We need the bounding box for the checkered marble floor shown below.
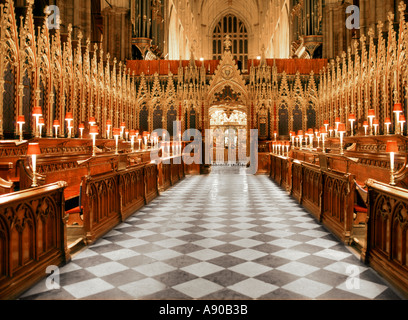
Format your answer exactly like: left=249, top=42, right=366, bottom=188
left=19, top=166, right=403, bottom=300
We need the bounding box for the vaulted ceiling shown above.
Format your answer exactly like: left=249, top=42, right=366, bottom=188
left=194, top=0, right=260, bottom=33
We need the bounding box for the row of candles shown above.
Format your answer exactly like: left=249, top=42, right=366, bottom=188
left=270, top=104, right=407, bottom=156
left=20, top=107, right=183, bottom=159
left=270, top=104, right=405, bottom=186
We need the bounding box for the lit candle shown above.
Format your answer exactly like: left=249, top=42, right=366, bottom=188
left=79, top=123, right=85, bottom=139
left=338, top=123, right=346, bottom=155
left=38, top=118, right=45, bottom=137
left=393, top=103, right=403, bottom=135
left=298, top=130, right=304, bottom=149
left=65, top=112, right=73, bottom=138
left=328, top=126, right=333, bottom=138
left=27, top=142, right=41, bottom=187
left=130, top=129, right=136, bottom=152
left=348, top=114, right=356, bottom=136
left=113, top=128, right=120, bottom=154
left=120, top=122, right=126, bottom=139
left=363, top=121, right=369, bottom=136
left=386, top=141, right=398, bottom=186
left=399, top=115, right=406, bottom=135
left=324, top=120, right=329, bottom=132
left=89, top=125, right=99, bottom=157
left=373, top=119, right=379, bottom=136
left=308, top=128, right=314, bottom=148
left=335, top=117, right=340, bottom=136
left=17, top=115, right=25, bottom=142
left=384, top=118, right=392, bottom=135
left=53, top=120, right=60, bottom=139
left=33, top=106, right=42, bottom=138
left=368, top=109, right=375, bottom=135
left=106, top=120, right=112, bottom=139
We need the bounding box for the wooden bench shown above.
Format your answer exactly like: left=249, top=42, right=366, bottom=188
left=365, top=179, right=408, bottom=298
left=0, top=181, right=69, bottom=300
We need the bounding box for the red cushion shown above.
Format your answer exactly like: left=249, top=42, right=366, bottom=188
left=66, top=206, right=83, bottom=215
left=354, top=205, right=367, bottom=213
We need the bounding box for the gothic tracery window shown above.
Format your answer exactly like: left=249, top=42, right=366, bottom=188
left=212, top=14, right=248, bottom=70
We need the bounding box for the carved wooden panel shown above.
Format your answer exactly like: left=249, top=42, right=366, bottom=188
left=366, top=179, right=408, bottom=297
left=291, top=161, right=303, bottom=203
left=0, top=182, right=68, bottom=300
left=82, top=173, right=121, bottom=244
left=302, top=164, right=322, bottom=220
left=321, top=171, right=354, bottom=244
left=119, top=165, right=145, bottom=221
left=144, top=163, right=159, bottom=204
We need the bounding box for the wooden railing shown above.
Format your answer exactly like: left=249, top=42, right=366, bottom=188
left=301, top=162, right=323, bottom=221
left=321, top=170, right=355, bottom=244
left=82, top=171, right=122, bottom=244
left=0, top=182, right=69, bottom=300
left=119, top=165, right=146, bottom=221
left=365, top=179, right=408, bottom=298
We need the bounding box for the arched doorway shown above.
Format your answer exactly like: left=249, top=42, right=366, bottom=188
left=209, top=107, right=248, bottom=164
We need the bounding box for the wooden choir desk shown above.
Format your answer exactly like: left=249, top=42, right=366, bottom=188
left=267, top=134, right=408, bottom=298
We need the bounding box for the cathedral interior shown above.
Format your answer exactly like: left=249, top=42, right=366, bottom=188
left=1, top=0, right=408, bottom=303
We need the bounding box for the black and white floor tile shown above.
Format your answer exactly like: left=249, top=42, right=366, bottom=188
left=19, top=166, right=403, bottom=300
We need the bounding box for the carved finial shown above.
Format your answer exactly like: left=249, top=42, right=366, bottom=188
left=399, top=1, right=406, bottom=15
left=224, top=35, right=232, bottom=51
left=388, top=12, right=395, bottom=24
left=368, top=28, right=375, bottom=38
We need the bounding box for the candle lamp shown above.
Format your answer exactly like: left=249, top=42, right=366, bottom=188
left=273, top=130, right=277, bottom=142
left=348, top=114, right=356, bottom=136
left=324, top=120, right=329, bottom=132
left=290, top=132, right=295, bottom=146
left=307, top=128, right=314, bottom=148
left=399, top=115, right=406, bottom=135
left=125, top=129, right=129, bottom=142
left=298, top=130, right=304, bottom=149
left=393, top=103, right=403, bottom=134
left=120, top=122, right=126, bottom=139
left=106, top=120, right=112, bottom=139
left=89, top=117, right=96, bottom=127
left=27, top=142, right=41, bottom=187
left=363, top=121, right=369, bottom=136
left=65, top=112, right=73, bottom=138
left=129, top=129, right=136, bottom=152
left=368, top=109, right=375, bottom=135
left=335, top=117, right=341, bottom=137
left=285, top=141, right=290, bottom=156
left=328, top=126, right=333, bottom=138
left=33, top=106, right=42, bottom=138
left=17, top=115, right=25, bottom=141
left=53, top=120, right=60, bottom=139
left=386, top=141, right=399, bottom=186
left=113, top=128, right=120, bottom=154
left=89, top=125, right=99, bottom=157
left=384, top=118, right=392, bottom=135
left=320, top=126, right=327, bottom=151
left=38, top=118, right=45, bottom=137
left=373, top=119, right=379, bottom=136
left=317, top=133, right=321, bottom=148
left=79, top=123, right=85, bottom=139
left=338, top=123, right=346, bottom=155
